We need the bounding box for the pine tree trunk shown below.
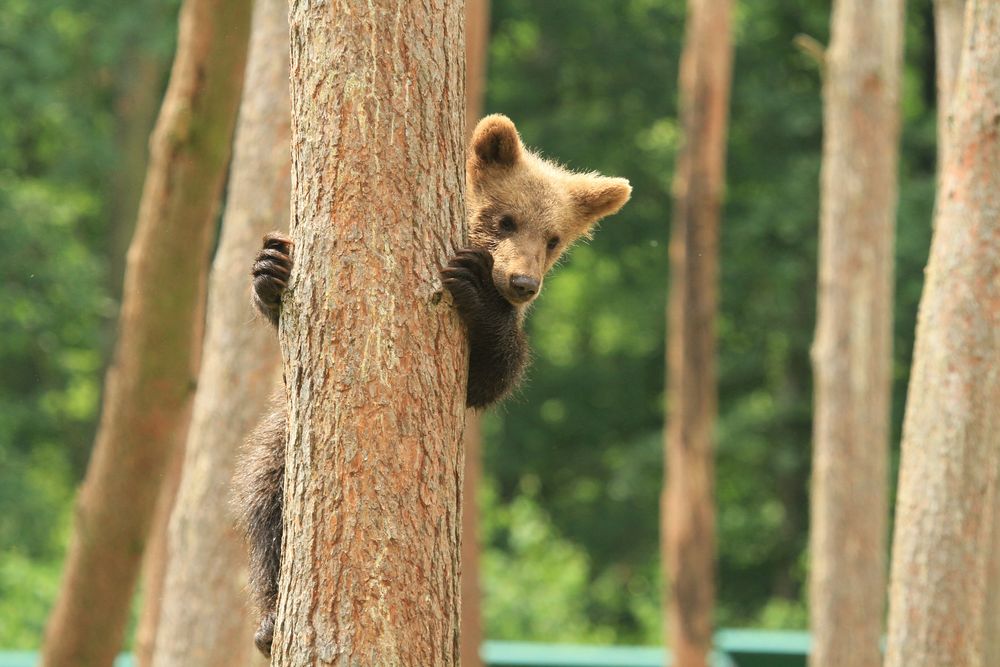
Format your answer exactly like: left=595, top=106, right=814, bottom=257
left=461, top=1, right=490, bottom=665
left=39, top=0, right=251, bottom=664
left=662, top=0, right=732, bottom=665
left=271, top=1, right=468, bottom=664
left=807, top=2, right=903, bottom=667
left=147, top=0, right=290, bottom=664
left=885, top=2, right=1000, bottom=665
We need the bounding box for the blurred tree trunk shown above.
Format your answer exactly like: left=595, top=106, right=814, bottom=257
left=885, top=2, right=1000, bottom=665
left=145, top=0, right=290, bottom=664
left=462, top=0, right=489, bottom=665
left=39, top=0, right=251, bottom=664
left=107, top=37, right=175, bottom=664
left=807, top=2, right=903, bottom=667
left=661, top=0, right=732, bottom=665
left=934, top=0, right=965, bottom=156
left=271, top=1, right=467, bottom=664
left=108, top=51, right=169, bottom=299
left=134, top=434, right=185, bottom=667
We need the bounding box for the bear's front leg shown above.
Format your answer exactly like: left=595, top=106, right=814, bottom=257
left=441, top=248, right=528, bottom=408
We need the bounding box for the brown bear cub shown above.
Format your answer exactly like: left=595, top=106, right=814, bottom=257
left=235, top=114, right=631, bottom=656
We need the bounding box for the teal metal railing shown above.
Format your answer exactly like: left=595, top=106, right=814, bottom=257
left=0, top=630, right=810, bottom=667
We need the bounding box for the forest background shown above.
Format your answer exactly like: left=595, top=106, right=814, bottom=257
left=0, top=0, right=939, bottom=648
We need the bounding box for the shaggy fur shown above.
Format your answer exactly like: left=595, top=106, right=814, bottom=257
left=234, top=115, right=631, bottom=656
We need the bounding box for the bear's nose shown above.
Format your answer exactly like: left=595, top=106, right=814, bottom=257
left=510, top=274, right=540, bottom=298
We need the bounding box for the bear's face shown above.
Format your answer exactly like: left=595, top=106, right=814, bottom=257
left=466, top=115, right=631, bottom=307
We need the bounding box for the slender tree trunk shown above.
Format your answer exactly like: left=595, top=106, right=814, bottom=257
left=934, top=0, right=965, bottom=155
left=108, top=52, right=169, bottom=299
left=661, top=0, right=732, bottom=665
left=885, top=2, right=1000, bottom=665
left=134, top=435, right=186, bottom=667
left=146, top=0, right=290, bottom=664
left=108, top=42, right=175, bottom=667
left=461, top=413, right=485, bottom=667
left=39, top=0, right=251, bottom=664
left=272, top=1, right=468, bottom=664
left=807, top=3, right=903, bottom=667
left=461, top=1, right=489, bottom=665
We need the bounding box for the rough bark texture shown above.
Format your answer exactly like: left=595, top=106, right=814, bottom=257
left=461, top=1, right=489, bottom=666
left=885, top=2, right=1000, bottom=665
left=272, top=1, right=468, bottom=665
left=39, top=0, right=251, bottom=664
left=148, top=0, right=290, bottom=664
left=807, top=2, right=903, bottom=667
left=661, top=0, right=732, bottom=665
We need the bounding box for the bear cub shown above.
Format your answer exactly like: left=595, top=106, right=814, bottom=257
left=235, top=114, right=631, bottom=656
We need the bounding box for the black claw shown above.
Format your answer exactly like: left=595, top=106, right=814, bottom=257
left=252, top=233, right=294, bottom=327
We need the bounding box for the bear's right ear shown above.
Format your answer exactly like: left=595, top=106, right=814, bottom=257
left=470, top=114, right=522, bottom=169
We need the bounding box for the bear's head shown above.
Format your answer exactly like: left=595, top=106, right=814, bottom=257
left=466, top=114, right=631, bottom=307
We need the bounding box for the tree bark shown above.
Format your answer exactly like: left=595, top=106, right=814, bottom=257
left=39, top=0, right=251, bottom=664
left=885, top=2, right=1000, bottom=665
left=807, top=2, right=903, bottom=667
left=272, top=1, right=468, bottom=665
left=661, top=0, right=732, bottom=665
left=461, top=1, right=489, bottom=666
left=146, top=0, right=290, bottom=664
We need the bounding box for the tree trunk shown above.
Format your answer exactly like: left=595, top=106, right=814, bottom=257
left=461, top=413, right=485, bottom=667
left=134, top=434, right=186, bottom=667
left=807, top=3, right=903, bottom=667
left=934, top=0, right=965, bottom=153
left=39, top=0, right=251, bottom=664
left=884, top=2, right=1000, bottom=665
left=108, top=51, right=169, bottom=300
left=461, top=1, right=490, bottom=666
left=146, top=0, right=290, bottom=664
left=661, top=0, right=732, bottom=665
left=272, top=1, right=468, bottom=664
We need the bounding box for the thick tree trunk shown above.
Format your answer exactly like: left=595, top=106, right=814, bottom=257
left=147, top=0, right=290, bottom=664
left=461, top=1, right=489, bottom=666
left=272, top=1, right=468, bottom=665
left=39, top=0, right=251, bottom=665
left=885, top=2, right=1000, bottom=665
left=807, top=2, right=903, bottom=667
left=661, top=0, right=732, bottom=665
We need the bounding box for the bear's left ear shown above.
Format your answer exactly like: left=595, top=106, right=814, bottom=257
left=570, top=175, right=632, bottom=224
left=470, top=114, right=522, bottom=169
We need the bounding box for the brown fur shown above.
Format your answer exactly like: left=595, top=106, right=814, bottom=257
left=235, top=115, right=630, bottom=655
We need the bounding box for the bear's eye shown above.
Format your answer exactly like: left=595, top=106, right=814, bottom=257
left=547, top=236, right=560, bottom=251
left=499, top=215, right=517, bottom=233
